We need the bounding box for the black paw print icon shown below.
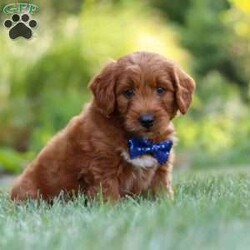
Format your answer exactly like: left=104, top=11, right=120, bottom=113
left=4, top=14, right=37, bottom=39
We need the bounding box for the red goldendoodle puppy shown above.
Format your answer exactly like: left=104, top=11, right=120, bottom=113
left=11, top=51, right=195, bottom=202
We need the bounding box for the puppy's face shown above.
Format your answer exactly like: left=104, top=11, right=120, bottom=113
left=115, top=62, right=177, bottom=137
left=90, top=52, right=195, bottom=138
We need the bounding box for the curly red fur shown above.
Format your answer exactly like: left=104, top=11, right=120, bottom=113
left=11, top=51, right=195, bottom=202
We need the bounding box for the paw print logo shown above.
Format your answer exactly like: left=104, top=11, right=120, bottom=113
left=4, top=13, right=37, bottom=39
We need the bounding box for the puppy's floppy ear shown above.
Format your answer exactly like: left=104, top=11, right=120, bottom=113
left=89, top=61, right=117, bottom=116
left=172, top=66, right=196, bottom=114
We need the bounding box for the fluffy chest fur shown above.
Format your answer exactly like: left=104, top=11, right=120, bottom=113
left=121, top=150, right=158, bottom=169
left=117, top=160, right=157, bottom=196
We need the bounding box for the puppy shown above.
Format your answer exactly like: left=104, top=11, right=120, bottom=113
left=11, top=51, right=195, bottom=202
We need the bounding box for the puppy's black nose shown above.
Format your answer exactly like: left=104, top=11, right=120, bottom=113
left=139, top=114, right=154, bottom=128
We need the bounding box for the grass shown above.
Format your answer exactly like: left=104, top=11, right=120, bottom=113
left=0, top=169, right=250, bottom=250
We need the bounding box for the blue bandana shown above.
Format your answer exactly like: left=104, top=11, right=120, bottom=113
left=128, top=137, right=173, bottom=165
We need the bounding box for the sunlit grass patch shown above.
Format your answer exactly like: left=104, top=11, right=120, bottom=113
left=0, top=170, right=250, bottom=250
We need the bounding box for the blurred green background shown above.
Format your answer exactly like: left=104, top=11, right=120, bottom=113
left=0, top=0, right=249, bottom=174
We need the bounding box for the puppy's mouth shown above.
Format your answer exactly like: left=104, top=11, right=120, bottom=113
left=125, top=123, right=160, bottom=138
left=124, top=117, right=172, bottom=140
left=141, top=125, right=154, bottom=133
left=141, top=125, right=162, bottom=137
left=124, top=113, right=168, bottom=138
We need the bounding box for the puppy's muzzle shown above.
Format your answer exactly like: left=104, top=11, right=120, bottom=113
left=139, top=114, right=154, bottom=129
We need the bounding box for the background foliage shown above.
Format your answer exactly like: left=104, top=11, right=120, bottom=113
left=0, top=0, right=249, bottom=173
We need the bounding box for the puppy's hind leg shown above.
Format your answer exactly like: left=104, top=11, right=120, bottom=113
left=10, top=169, right=39, bottom=202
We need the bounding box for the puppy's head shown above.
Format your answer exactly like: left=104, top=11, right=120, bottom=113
left=89, top=52, right=195, bottom=138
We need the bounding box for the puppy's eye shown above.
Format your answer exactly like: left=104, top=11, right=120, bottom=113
left=156, top=87, right=166, bottom=96
left=123, top=89, right=134, bottom=99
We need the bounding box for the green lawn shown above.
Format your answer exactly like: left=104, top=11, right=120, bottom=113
left=0, top=169, right=250, bottom=250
